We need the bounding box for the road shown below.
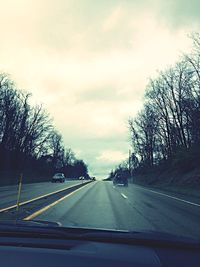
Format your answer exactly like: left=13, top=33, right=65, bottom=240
left=0, top=180, right=85, bottom=210
left=24, top=181, right=200, bottom=240
left=0, top=180, right=199, bottom=240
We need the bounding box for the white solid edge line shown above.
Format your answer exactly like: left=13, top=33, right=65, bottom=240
left=138, top=186, right=200, bottom=207
left=121, top=193, right=128, bottom=199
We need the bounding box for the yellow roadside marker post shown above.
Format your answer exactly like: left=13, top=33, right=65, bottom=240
left=16, top=173, right=23, bottom=212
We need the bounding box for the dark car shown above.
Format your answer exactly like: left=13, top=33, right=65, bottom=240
left=113, top=173, right=128, bottom=187
left=52, top=173, right=65, bottom=183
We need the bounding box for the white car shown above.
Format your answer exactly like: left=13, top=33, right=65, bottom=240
left=52, top=173, right=65, bottom=183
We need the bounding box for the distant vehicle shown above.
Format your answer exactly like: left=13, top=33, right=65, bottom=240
left=52, top=173, right=65, bottom=183
left=113, top=173, right=128, bottom=187
left=79, top=176, right=85, bottom=180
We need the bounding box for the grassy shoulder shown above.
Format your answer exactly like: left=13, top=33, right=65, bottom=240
left=131, top=145, right=200, bottom=199
left=148, top=184, right=200, bottom=198
left=131, top=167, right=200, bottom=199
left=131, top=174, right=200, bottom=198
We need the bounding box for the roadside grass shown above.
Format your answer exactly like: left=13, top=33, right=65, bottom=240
left=150, top=184, right=200, bottom=198
left=130, top=165, right=200, bottom=199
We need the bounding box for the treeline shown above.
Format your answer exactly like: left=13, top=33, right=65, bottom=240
left=128, top=33, right=200, bottom=182
left=0, top=73, right=89, bottom=184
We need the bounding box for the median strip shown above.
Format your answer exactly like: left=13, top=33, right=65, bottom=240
left=0, top=181, right=91, bottom=214
left=24, top=183, right=91, bottom=220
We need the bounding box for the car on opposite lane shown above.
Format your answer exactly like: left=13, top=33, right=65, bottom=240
left=52, top=173, right=65, bottom=183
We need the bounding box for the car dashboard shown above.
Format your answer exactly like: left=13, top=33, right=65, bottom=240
left=0, top=235, right=200, bottom=267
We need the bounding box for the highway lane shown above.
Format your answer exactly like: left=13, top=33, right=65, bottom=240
left=0, top=180, right=85, bottom=210
left=32, top=181, right=200, bottom=240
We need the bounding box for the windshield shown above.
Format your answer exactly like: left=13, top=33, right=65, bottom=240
left=0, top=0, right=200, bottom=243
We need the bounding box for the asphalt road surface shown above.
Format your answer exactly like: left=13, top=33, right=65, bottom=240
left=28, top=181, right=200, bottom=240
left=0, top=180, right=85, bottom=210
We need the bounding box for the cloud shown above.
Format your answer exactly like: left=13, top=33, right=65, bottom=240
left=102, top=5, right=124, bottom=32
left=97, top=150, right=127, bottom=163
left=155, top=0, right=200, bottom=29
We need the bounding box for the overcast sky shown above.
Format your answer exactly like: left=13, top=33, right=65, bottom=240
left=0, top=0, right=200, bottom=179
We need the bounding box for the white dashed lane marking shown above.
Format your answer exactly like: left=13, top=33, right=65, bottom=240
left=121, top=193, right=128, bottom=199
